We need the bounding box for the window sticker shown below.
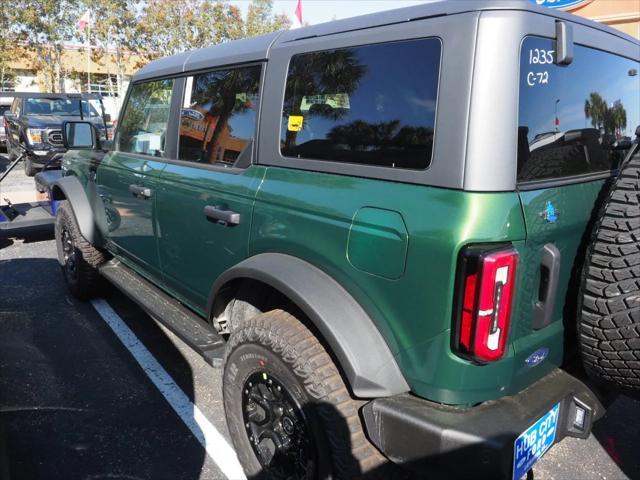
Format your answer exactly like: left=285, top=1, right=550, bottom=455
left=288, top=115, right=304, bottom=132
left=300, top=94, right=350, bottom=112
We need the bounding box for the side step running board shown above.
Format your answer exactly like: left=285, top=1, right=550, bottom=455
left=99, top=260, right=226, bottom=367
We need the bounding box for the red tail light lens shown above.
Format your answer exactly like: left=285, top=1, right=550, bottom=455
left=454, top=246, right=518, bottom=363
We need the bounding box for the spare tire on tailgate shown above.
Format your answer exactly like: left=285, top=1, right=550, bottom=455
left=579, top=148, right=640, bottom=393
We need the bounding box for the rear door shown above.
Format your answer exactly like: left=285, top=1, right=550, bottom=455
left=515, top=36, right=640, bottom=361
left=96, top=78, right=175, bottom=282
left=155, top=65, right=264, bottom=312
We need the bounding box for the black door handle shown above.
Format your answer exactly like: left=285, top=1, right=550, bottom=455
left=204, top=205, right=240, bottom=226
left=128, top=184, right=152, bottom=199
left=532, top=243, right=561, bottom=330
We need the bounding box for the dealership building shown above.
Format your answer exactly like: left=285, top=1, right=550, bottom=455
left=535, top=0, right=639, bottom=38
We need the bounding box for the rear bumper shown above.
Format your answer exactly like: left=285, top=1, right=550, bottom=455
left=362, top=368, right=606, bottom=480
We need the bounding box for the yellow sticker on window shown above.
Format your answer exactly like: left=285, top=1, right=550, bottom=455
left=288, top=115, right=304, bottom=132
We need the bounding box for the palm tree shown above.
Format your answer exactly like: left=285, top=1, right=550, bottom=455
left=191, top=66, right=261, bottom=162
left=584, top=92, right=607, bottom=130
left=609, top=100, right=627, bottom=138
left=282, top=48, right=367, bottom=148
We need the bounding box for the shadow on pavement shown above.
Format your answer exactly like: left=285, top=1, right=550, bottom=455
left=592, top=394, right=640, bottom=480
left=0, top=255, right=206, bottom=480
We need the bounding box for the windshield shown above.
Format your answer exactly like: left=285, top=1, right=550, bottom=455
left=24, top=97, right=101, bottom=117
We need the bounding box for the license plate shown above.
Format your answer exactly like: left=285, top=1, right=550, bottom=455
left=513, top=402, right=560, bottom=480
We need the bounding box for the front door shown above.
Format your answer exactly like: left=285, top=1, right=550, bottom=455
left=97, top=78, right=175, bottom=282
left=155, top=65, right=264, bottom=312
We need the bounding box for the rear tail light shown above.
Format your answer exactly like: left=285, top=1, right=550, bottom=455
left=454, top=245, right=518, bottom=363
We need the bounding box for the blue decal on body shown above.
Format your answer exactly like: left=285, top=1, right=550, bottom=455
left=541, top=201, right=559, bottom=224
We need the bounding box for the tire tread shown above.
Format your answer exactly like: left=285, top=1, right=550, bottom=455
left=579, top=151, right=640, bottom=392
left=225, top=309, right=386, bottom=478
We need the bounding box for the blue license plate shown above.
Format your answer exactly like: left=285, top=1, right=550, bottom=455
left=513, top=402, right=561, bottom=480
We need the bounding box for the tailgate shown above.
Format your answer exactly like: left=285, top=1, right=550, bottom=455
left=510, top=34, right=638, bottom=383
left=515, top=181, right=609, bottom=368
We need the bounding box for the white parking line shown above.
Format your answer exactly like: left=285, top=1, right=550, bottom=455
left=91, top=298, right=247, bottom=480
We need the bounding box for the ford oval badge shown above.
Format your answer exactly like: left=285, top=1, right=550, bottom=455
left=525, top=348, right=549, bottom=368
left=529, top=0, right=594, bottom=10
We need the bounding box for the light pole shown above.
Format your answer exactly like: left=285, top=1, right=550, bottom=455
left=555, top=99, right=560, bottom=132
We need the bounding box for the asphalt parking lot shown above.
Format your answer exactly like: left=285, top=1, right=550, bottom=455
left=1, top=152, right=639, bottom=480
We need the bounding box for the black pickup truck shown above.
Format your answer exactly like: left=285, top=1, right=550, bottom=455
left=2, top=92, right=111, bottom=176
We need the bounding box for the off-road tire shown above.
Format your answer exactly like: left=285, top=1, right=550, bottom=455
left=23, top=156, right=36, bottom=177
left=223, top=309, right=387, bottom=479
left=579, top=151, right=640, bottom=393
left=55, top=200, right=107, bottom=299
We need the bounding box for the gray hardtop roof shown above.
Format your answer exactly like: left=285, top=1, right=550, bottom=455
left=133, top=31, right=281, bottom=81
left=275, top=0, right=639, bottom=45
left=133, top=0, right=639, bottom=82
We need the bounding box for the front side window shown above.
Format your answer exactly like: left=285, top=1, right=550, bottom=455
left=518, top=37, right=640, bottom=183
left=179, top=65, right=261, bottom=167
left=280, top=38, right=441, bottom=170
left=117, top=79, right=174, bottom=157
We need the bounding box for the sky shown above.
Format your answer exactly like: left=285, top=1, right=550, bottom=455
left=234, top=0, right=431, bottom=26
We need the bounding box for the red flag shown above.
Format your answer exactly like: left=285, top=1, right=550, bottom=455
left=294, top=0, right=303, bottom=26
left=78, top=11, right=91, bottom=32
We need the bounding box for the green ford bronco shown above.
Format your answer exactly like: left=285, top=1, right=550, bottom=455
left=49, top=1, right=639, bottom=478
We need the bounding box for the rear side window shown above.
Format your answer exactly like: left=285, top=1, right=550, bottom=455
left=280, top=38, right=441, bottom=170
left=518, top=37, right=640, bottom=184
left=117, top=79, right=174, bottom=157
left=179, top=65, right=261, bottom=167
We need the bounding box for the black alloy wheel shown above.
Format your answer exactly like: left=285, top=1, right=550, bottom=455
left=60, top=224, right=79, bottom=282
left=242, top=371, right=316, bottom=479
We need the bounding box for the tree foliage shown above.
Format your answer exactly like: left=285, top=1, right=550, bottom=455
left=9, top=0, right=290, bottom=94
left=138, top=0, right=290, bottom=59
left=245, top=0, right=290, bottom=38
left=81, top=0, right=142, bottom=104
left=585, top=92, right=628, bottom=137
left=0, top=3, right=18, bottom=90
left=15, top=0, right=81, bottom=92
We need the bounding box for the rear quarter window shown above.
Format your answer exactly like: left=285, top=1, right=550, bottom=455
left=518, top=36, right=640, bottom=184
left=280, top=38, right=441, bottom=170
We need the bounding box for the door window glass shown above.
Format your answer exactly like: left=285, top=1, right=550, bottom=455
left=518, top=37, right=640, bottom=183
left=117, top=79, right=174, bottom=157
left=179, top=65, right=261, bottom=167
left=280, top=38, right=441, bottom=170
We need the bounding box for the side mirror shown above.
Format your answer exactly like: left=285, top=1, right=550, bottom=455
left=62, top=121, right=96, bottom=149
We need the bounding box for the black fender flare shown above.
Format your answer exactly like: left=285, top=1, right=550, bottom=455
left=51, top=176, right=100, bottom=245
left=209, top=253, right=410, bottom=398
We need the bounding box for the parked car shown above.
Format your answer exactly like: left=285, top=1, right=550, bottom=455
left=2, top=93, right=110, bottom=176
left=0, top=96, right=12, bottom=150
left=51, top=1, right=639, bottom=479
